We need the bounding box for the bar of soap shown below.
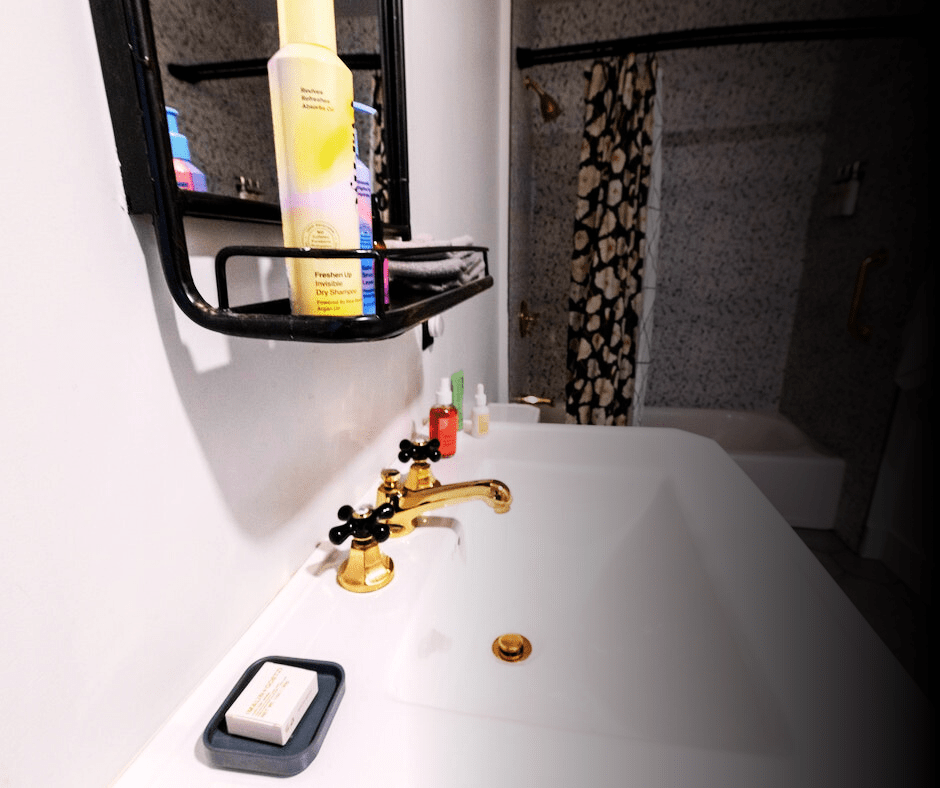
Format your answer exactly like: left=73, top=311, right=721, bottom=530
left=224, top=661, right=319, bottom=746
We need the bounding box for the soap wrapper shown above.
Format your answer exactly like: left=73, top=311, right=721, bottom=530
left=224, top=661, right=319, bottom=746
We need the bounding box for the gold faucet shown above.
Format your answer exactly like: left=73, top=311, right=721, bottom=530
left=377, top=468, right=512, bottom=537
left=397, top=437, right=442, bottom=491
left=329, top=503, right=396, bottom=592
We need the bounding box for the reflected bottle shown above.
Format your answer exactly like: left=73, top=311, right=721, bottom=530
left=352, top=101, right=379, bottom=314
left=166, top=107, right=207, bottom=192
left=354, top=127, right=374, bottom=314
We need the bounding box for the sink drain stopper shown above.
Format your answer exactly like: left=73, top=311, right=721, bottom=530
left=492, top=633, right=532, bottom=662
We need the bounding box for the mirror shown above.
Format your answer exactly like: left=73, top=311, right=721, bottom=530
left=148, top=0, right=408, bottom=235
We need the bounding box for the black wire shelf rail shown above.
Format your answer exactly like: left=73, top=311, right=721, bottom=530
left=212, top=246, right=493, bottom=343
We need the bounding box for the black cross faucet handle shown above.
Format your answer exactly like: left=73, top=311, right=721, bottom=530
left=398, top=437, right=441, bottom=463
left=329, top=503, right=396, bottom=545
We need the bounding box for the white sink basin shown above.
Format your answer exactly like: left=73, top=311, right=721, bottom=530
left=383, top=424, right=928, bottom=783
left=391, top=477, right=788, bottom=752
left=114, top=423, right=930, bottom=788
left=391, top=429, right=790, bottom=752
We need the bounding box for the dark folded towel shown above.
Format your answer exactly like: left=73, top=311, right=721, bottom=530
left=386, top=246, right=485, bottom=293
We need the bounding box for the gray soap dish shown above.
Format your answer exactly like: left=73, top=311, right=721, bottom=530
left=201, top=656, right=345, bottom=777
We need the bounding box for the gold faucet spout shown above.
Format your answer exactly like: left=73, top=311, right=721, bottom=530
left=399, top=479, right=513, bottom=515
left=377, top=469, right=512, bottom=536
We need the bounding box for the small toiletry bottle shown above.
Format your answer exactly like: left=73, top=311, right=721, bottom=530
left=166, top=107, right=207, bottom=192
left=353, top=102, right=378, bottom=314
left=451, top=371, right=465, bottom=432
left=353, top=130, right=374, bottom=314
left=372, top=195, right=390, bottom=305
left=268, top=0, right=361, bottom=316
left=429, top=377, right=458, bottom=457
left=470, top=383, right=490, bottom=438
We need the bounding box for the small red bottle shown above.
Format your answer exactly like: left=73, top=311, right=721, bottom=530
left=429, top=377, right=458, bottom=457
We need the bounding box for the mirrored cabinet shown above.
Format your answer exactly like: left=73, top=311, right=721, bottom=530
left=88, top=0, right=492, bottom=342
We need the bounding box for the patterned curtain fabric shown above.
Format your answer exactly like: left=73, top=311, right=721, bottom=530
left=566, top=54, right=657, bottom=426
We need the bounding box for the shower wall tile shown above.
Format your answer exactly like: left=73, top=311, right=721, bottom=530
left=510, top=59, right=583, bottom=401
left=659, top=42, right=840, bottom=133
left=779, top=37, right=927, bottom=549
left=151, top=0, right=377, bottom=202
left=152, top=0, right=279, bottom=200
left=513, top=0, right=926, bottom=556
left=649, top=126, right=826, bottom=409
left=510, top=0, right=894, bottom=411
left=530, top=0, right=915, bottom=45
left=646, top=39, right=834, bottom=409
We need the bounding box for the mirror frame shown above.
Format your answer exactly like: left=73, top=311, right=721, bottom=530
left=86, top=0, right=468, bottom=343
left=89, top=0, right=411, bottom=239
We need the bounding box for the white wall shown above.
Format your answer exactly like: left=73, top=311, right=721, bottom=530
left=0, top=1, right=508, bottom=785
left=403, top=0, right=511, bottom=405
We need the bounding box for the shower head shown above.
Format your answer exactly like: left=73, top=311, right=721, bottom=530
left=523, top=76, right=562, bottom=122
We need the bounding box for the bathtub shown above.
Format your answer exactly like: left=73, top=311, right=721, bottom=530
left=640, top=407, right=845, bottom=530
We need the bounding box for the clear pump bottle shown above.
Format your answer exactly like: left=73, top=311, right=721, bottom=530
left=470, top=383, right=489, bottom=437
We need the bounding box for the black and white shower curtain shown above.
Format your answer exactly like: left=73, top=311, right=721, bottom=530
left=566, top=54, right=657, bottom=426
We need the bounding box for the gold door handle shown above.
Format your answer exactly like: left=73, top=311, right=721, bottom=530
left=847, top=249, right=887, bottom=341
left=514, top=395, right=554, bottom=406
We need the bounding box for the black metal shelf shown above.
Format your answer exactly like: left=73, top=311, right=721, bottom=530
left=88, top=0, right=483, bottom=344
left=207, top=243, right=492, bottom=343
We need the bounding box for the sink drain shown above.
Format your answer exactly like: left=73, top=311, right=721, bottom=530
left=492, top=633, right=532, bottom=662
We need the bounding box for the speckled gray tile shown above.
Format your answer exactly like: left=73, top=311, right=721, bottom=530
left=150, top=0, right=378, bottom=201
left=510, top=0, right=926, bottom=550
left=512, top=0, right=855, bottom=410
left=778, top=34, right=927, bottom=550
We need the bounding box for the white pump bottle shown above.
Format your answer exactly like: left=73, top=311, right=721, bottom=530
left=470, top=383, right=490, bottom=437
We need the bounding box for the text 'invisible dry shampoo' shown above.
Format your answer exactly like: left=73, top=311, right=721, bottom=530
left=268, top=0, right=361, bottom=316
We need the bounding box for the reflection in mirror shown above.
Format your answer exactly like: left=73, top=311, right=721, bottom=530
left=150, top=0, right=387, bottom=217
